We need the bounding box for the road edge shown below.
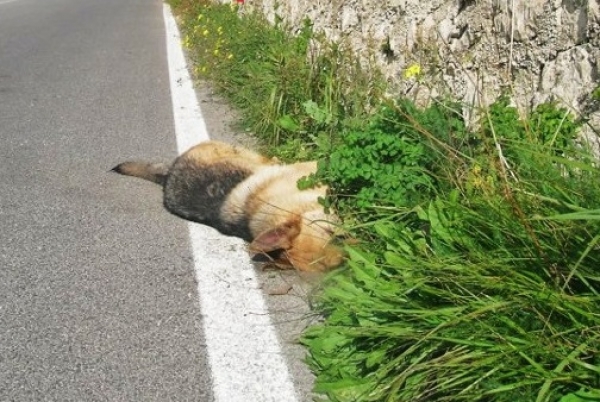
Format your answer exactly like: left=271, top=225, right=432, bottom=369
left=162, top=4, right=300, bottom=402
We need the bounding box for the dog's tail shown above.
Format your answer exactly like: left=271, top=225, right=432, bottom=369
left=111, top=161, right=169, bottom=186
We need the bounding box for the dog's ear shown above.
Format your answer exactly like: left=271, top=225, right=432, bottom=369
left=249, top=217, right=301, bottom=253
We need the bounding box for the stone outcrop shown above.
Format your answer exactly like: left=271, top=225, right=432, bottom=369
left=238, top=0, right=600, bottom=141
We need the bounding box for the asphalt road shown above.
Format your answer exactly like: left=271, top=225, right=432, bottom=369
left=0, top=0, right=314, bottom=400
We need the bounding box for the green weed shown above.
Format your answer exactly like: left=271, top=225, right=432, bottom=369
left=170, top=0, right=382, bottom=157
left=167, top=2, right=600, bottom=401
left=302, top=98, right=600, bottom=402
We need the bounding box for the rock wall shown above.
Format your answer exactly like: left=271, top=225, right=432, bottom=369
left=238, top=0, right=600, bottom=142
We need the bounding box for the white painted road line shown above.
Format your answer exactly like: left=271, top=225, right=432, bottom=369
left=162, top=5, right=300, bottom=402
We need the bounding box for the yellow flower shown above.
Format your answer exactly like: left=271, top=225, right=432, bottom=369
left=213, top=49, right=220, bottom=56
left=404, top=64, right=422, bottom=79
left=203, top=29, right=209, bottom=36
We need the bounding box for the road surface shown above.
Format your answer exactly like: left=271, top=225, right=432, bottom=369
left=0, top=0, right=315, bottom=400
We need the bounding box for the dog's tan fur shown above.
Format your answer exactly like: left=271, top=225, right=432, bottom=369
left=112, top=141, right=343, bottom=272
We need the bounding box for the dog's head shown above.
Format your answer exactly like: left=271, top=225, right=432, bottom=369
left=248, top=215, right=344, bottom=272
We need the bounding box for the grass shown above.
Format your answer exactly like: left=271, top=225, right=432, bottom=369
left=302, top=98, right=600, bottom=402
left=170, top=0, right=382, bottom=159
left=167, top=1, right=600, bottom=401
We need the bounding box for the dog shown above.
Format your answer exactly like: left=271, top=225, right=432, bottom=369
left=111, top=141, right=344, bottom=272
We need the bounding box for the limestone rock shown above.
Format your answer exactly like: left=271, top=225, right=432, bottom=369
left=536, top=45, right=599, bottom=112
left=247, top=0, right=600, bottom=136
